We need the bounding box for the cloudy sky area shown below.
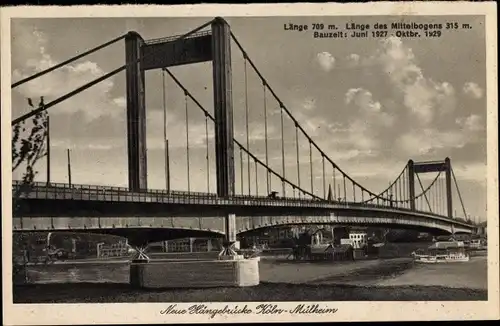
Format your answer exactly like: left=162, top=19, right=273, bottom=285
left=11, top=16, right=487, bottom=221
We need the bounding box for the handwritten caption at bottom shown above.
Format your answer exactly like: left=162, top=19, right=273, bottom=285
left=160, top=303, right=338, bottom=319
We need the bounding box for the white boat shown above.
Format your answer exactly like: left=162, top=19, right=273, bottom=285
left=412, top=241, right=470, bottom=263
left=413, top=252, right=470, bottom=263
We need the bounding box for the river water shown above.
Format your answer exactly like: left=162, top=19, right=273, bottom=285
left=19, top=253, right=487, bottom=291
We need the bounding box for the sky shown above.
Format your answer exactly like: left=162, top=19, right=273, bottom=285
left=10, top=16, right=487, bottom=221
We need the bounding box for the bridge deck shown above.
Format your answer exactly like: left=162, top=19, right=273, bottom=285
left=13, top=181, right=473, bottom=229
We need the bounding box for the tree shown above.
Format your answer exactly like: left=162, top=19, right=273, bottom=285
left=12, top=97, right=49, bottom=222
left=12, top=97, right=48, bottom=203
left=12, top=97, right=48, bottom=276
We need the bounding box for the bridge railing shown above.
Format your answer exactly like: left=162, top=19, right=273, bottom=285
left=12, top=180, right=474, bottom=227
left=13, top=180, right=219, bottom=198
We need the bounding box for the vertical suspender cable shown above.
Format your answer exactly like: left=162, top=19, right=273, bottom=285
left=438, top=177, right=442, bottom=215
left=240, top=147, right=244, bottom=195
left=255, top=160, right=259, bottom=196
left=343, top=174, right=347, bottom=202
left=431, top=184, right=436, bottom=213
left=400, top=178, right=404, bottom=205
left=263, top=83, right=270, bottom=194
left=434, top=182, right=438, bottom=213
left=389, top=182, right=392, bottom=205
left=436, top=177, right=442, bottom=215
left=433, top=178, right=437, bottom=214
left=442, top=177, right=446, bottom=215
left=205, top=114, right=210, bottom=193
left=184, top=92, right=191, bottom=193
left=434, top=182, right=437, bottom=213
left=322, top=156, right=326, bottom=199
left=309, top=141, right=314, bottom=196
left=295, top=125, right=301, bottom=196
left=333, top=167, right=337, bottom=200
left=394, top=180, right=397, bottom=204
left=46, top=115, right=51, bottom=185
left=396, top=178, right=400, bottom=204
left=402, top=171, right=406, bottom=208
left=244, top=58, right=251, bottom=196
left=280, top=105, right=286, bottom=197
left=430, top=184, right=433, bottom=213
left=162, top=70, right=169, bottom=192
left=399, top=177, right=403, bottom=207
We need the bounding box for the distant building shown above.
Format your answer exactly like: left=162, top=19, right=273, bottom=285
left=239, top=226, right=297, bottom=248
left=349, top=229, right=367, bottom=249
left=13, top=232, right=127, bottom=262
left=149, top=238, right=220, bottom=253
left=477, top=225, right=487, bottom=237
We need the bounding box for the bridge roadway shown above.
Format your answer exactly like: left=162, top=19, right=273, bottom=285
left=13, top=181, right=474, bottom=243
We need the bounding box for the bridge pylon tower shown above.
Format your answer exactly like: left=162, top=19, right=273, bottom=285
left=124, top=17, right=235, bottom=196
left=407, top=157, right=453, bottom=219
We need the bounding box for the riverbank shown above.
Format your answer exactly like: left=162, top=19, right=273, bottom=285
left=13, top=255, right=487, bottom=302
left=14, top=282, right=486, bottom=303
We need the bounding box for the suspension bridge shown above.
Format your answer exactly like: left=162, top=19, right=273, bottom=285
left=12, top=17, right=476, bottom=253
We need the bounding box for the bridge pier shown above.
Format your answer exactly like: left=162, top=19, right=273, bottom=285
left=128, top=213, right=258, bottom=288
left=131, top=246, right=150, bottom=262
left=219, top=213, right=243, bottom=259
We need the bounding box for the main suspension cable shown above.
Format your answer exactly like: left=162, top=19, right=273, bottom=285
left=230, top=29, right=423, bottom=202
left=451, top=167, right=468, bottom=219
left=12, top=34, right=127, bottom=88
left=13, top=18, right=216, bottom=126
left=163, top=67, right=320, bottom=200
left=12, top=66, right=125, bottom=126
left=416, top=173, right=432, bottom=212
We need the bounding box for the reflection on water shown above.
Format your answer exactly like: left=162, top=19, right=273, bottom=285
left=26, top=262, right=130, bottom=284
left=20, top=252, right=220, bottom=284
left=18, top=250, right=487, bottom=289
